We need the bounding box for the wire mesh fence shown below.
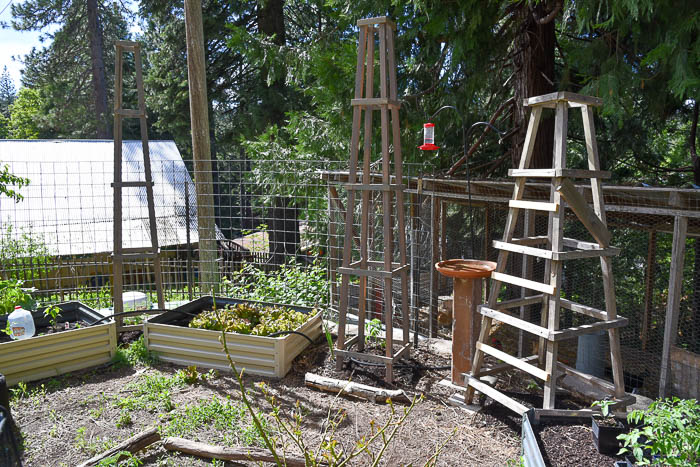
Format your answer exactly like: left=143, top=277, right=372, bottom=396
left=1, top=139, right=700, bottom=399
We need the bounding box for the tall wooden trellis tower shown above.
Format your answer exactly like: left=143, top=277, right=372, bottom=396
left=465, top=92, right=631, bottom=414
left=335, top=17, right=410, bottom=383
left=112, top=41, right=165, bottom=327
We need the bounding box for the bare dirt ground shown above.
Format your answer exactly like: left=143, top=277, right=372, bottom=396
left=10, top=335, right=522, bottom=467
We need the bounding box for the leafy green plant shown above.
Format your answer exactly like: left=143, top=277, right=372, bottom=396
left=160, top=395, right=263, bottom=447
left=0, top=279, right=36, bottom=315
left=221, top=259, right=328, bottom=308
left=592, top=399, right=617, bottom=419
left=617, top=397, right=700, bottom=466
left=116, top=410, right=132, bottom=428
left=43, top=305, right=61, bottom=328
left=97, top=451, right=142, bottom=467
left=365, top=318, right=383, bottom=346
left=188, top=302, right=310, bottom=336
left=111, top=336, right=159, bottom=368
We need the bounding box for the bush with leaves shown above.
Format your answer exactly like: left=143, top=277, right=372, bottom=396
left=0, top=279, right=36, bottom=315
left=222, top=259, right=328, bottom=307
left=617, top=397, right=700, bottom=465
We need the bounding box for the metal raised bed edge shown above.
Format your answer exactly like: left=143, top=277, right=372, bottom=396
left=0, top=301, right=117, bottom=386
left=522, top=409, right=546, bottom=467
left=144, top=296, right=323, bottom=378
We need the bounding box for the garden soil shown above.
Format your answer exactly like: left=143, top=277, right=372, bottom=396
left=9, top=332, right=614, bottom=466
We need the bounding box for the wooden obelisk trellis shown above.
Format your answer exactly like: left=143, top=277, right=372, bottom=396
left=112, top=41, right=165, bottom=329
left=465, top=92, right=631, bottom=415
left=335, top=17, right=410, bottom=383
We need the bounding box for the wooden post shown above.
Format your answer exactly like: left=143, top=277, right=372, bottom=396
left=430, top=194, right=439, bottom=337
left=659, top=216, right=688, bottom=397
left=184, top=0, right=217, bottom=294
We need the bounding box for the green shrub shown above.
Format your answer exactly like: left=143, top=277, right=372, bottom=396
left=222, top=259, right=328, bottom=307
left=188, top=302, right=310, bottom=336
left=618, top=397, right=700, bottom=465
left=0, top=279, right=36, bottom=315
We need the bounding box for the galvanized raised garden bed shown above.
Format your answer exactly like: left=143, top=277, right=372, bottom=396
left=144, top=296, right=322, bottom=378
left=0, top=301, right=116, bottom=386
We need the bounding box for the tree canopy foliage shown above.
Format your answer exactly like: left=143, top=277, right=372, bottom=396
left=5, top=0, right=698, bottom=185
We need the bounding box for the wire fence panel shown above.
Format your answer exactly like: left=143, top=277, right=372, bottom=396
left=2, top=141, right=700, bottom=399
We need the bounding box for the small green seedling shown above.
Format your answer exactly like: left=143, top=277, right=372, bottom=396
left=365, top=318, right=384, bottom=348
left=43, top=305, right=61, bottom=329
left=592, top=399, right=616, bottom=419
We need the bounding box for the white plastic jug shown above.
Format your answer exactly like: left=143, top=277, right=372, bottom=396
left=8, top=306, right=35, bottom=340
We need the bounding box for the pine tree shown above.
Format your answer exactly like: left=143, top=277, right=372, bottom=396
left=11, top=0, right=129, bottom=138
left=0, top=66, right=16, bottom=118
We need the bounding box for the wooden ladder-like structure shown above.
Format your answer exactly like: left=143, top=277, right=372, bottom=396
left=465, top=92, right=631, bottom=415
left=112, top=41, right=165, bottom=328
left=335, top=17, right=410, bottom=384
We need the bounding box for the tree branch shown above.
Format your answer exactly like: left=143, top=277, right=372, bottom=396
left=531, top=1, right=562, bottom=25
left=447, top=97, right=515, bottom=176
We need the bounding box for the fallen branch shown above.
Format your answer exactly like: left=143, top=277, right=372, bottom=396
left=77, top=427, right=160, bottom=467
left=305, top=372, right=411, bottom=404
left=162, top=437, right=307, bottom=467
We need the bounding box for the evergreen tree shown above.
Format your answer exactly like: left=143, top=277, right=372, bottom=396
left=0, top=66, right=16, bottom=118
left=11, top=0, right=130, bottom=138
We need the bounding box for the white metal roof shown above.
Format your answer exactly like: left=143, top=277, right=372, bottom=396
left=0, top=139, right=217, bottom=257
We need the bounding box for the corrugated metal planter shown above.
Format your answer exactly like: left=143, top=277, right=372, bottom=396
left=144, top=296, right=322, bottom=378
left=0, top=302, right=116, bottom=386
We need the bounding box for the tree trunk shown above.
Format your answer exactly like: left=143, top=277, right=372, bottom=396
left=511, top=1, right=556, bottom=168
left=257, top=0, right=287, bottom=126
left=86, top=0, right=110, bottom=139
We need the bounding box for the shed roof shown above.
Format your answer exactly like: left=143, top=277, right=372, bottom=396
left=0, top=139, right=219, bottom=257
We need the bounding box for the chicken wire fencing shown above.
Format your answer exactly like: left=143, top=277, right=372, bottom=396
left=2, top=142, right=699, bottom=399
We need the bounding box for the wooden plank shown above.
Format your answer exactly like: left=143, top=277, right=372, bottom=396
left=556, top=178, right=611, bottom=247
left=491, top=271, right=555, bottom=295
left=560, top=298, right=608, bottom=320
left=474, top=355, right=540, bottom=377
left=554, top=246, right=620, bottom=260
left=465, top=376, right=529, bottom=415
left=350, top=97, right=401, bottom=108
left=659, top=216, right=688, bottom=397
left=543, top=100, right=568, bottom=410
left=550, top=317, right=628, bottom=341
left=511, top=235, right=549, bottom=246
left=509, top=199, right=559, bottom=212
left=580, top=104, right=625, bottom=400
left=495, top=294, right=544, bottom=310
left=509, top=169, right=611, bottom=179
left=493, top=240, right=554, bottom=259
left=479, top=306, right=550, bottom=339
left=335, top=22, right=368, bottom=369
left=357, top=16, right=396, bottom=29
left=557, top=362, right=616, bottom=395
left=476, top=342, right=550, bottom=381
left=524, top=92, right=602, bottom=107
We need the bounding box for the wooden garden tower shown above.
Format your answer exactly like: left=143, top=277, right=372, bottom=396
left=335, top=17, right=410, bottom=383
left=465, top=92, right=631, bottom=414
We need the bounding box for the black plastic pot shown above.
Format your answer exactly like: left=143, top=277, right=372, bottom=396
left=0, top=301, right=104, bottom=330
left=592, top=416, right=627, bottom=455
